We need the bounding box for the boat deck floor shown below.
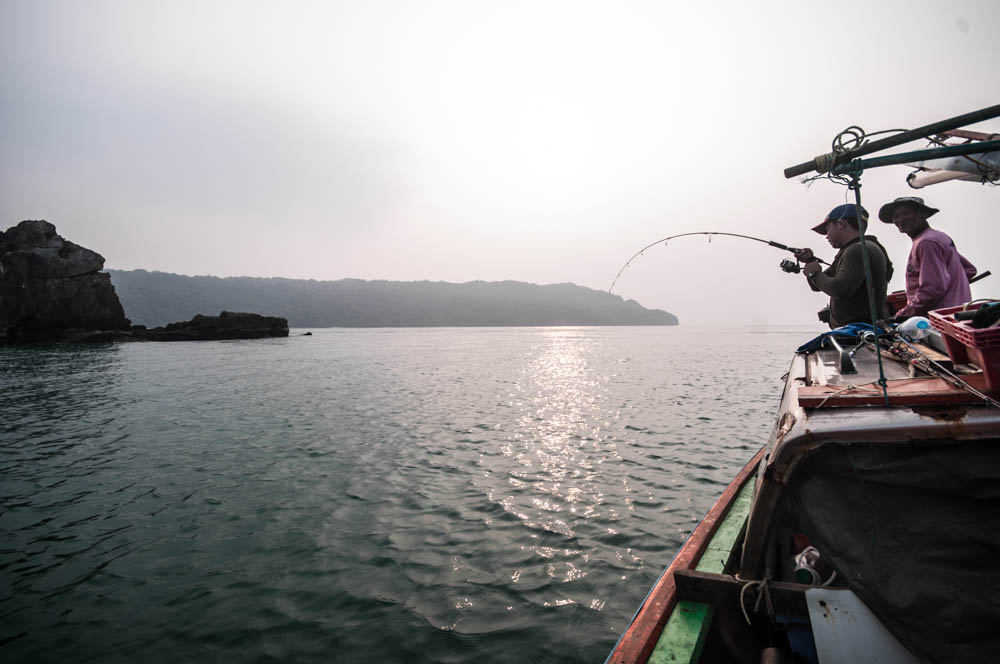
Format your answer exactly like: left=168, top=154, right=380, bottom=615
left=799, top=343, right=993, bottom=408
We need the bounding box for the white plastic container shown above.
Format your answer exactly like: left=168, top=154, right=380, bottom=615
left=897, top=316, right=932, bottom=341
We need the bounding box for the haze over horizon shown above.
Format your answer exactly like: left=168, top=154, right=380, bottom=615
left=2, top=1, right=997, bottom=325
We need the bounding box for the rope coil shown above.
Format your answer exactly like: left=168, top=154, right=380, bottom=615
left=802, top=126, right=908, bottom=186
left=813, top=152, right=837, bottom=174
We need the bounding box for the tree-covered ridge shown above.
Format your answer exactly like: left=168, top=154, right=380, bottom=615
left=108, top=270, right=679, bottom=328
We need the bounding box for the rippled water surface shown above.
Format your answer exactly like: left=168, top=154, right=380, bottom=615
left=1, top=325, right=813, bottom=663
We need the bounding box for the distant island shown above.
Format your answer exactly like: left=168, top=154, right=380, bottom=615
left=108, top=270, right=679, bottom=328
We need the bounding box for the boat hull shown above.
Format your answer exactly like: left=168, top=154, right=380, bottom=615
left=606, top=446, right=764, bottom=663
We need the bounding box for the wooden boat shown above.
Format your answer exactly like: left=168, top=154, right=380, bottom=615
left=608, top=106, right=1000, bottom=663
left=606, top=319, right=1000, bottom=663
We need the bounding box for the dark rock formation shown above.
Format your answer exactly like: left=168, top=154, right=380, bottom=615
left=1, top=221, right=291, bottom=344
left=137, top=311, right=289, bottom=341
left=1, top=220, right=130, bottom=342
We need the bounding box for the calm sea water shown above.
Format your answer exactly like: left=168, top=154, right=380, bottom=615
left=1, top=325, right=814, bottom=663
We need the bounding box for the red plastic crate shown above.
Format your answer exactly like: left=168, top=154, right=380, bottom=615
left=928, top=302, right=1000, bottom=392
left=885, top=291, right=907, bottom=315
left=929, top=303, right=1000, bottom=349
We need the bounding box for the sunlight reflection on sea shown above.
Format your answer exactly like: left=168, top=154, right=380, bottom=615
left=0, top=325, right=814, bottom=663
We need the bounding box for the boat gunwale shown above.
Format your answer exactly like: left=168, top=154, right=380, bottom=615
left=605, top=445, right=765, bottom=664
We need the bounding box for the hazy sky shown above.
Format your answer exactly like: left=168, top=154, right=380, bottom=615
left=2, top=0, right=997, bottom=324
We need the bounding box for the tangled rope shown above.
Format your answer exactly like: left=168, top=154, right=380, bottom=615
left=803, top=126, right=909, bottom=187
left=738, top=568, right=775, bottom=626
left=805, top=125, right=999, bottom=187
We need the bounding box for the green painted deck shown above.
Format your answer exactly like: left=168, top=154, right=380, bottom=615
left=646, top=478, right=755, bottom=664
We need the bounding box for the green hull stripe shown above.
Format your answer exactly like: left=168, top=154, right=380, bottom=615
left=647, top=480, right=755, bottom=664
left=697, top=479, right=754, bottom=574
left=648, top=600, right=714, bottom=664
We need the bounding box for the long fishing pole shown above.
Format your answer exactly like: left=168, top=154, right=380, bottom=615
left=608, top=231, right=829, bottom=293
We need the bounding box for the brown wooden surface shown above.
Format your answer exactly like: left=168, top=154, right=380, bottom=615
left=875, top=343, right=954, bottom=374
left=711, top=602, right=761, bottom=664
left=798, top=374, right=993, bottom=408
left=673, top=569, right=811, bottom=619
left=910, top=341, right=953, bottom=367
left=939, top=128, right=997, bottom=141
left=606, top=446, right=765, bottom=664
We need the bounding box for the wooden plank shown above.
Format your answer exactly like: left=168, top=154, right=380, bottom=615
left=939, top=128, right=996, bottom=141
left=910, top=341, right=953, bottom=368
left=875, top=344, right=954, bottom=375
left=673, top=569, right=812, bottom=619
left=798, top=374, right=993, bottom=408
left=606, top=447, right=764, bottom=664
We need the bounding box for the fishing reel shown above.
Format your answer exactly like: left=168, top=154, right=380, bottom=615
left=779, top=258, right=802, bottom=274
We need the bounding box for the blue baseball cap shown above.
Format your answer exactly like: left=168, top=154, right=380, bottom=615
left=811, top=203, right=869, bottom=234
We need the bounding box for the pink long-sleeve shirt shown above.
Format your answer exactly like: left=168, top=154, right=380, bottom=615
left=897, top=227, right=976, bottom=317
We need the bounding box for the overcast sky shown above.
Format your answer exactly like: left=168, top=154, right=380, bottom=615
left=2, top=0, right=997, bottom=325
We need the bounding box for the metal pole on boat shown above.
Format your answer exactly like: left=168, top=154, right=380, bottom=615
left=783, top=104, right=1000, bottom=178
left=830, top=140, right=1000, bottom=175
left=847, top=174, right=892, bottom=406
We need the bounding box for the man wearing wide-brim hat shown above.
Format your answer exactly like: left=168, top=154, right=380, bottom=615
left=879, top=196, right=977, bottom=318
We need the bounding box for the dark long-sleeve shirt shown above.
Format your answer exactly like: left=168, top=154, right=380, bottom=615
left=808, top=235, right=892, bottom=328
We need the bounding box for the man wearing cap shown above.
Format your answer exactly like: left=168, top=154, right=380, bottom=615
left=793, top=204, right=893, bottom=328
left=879, top=196, right=977, bottom=318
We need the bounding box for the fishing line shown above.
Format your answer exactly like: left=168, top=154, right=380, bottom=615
left=608, top=231, right=829, bottom=294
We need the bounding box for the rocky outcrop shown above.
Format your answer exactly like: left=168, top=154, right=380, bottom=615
left=1, top=221, right=291, bottom=344
left=0, top=220, right=130, bottom=342
left=137, top=311, right=289, bottom=341
left=38, top=311, right=290, bottom=343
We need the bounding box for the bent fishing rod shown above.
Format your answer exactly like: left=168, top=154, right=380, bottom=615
left=608, top=231, right=829, bottom=293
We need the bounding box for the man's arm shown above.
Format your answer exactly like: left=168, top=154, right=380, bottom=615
left=809, top=245, right=866, bottom=298
left=798, top=248, right=826, bottom=292
left=804, top=264, right=825, bottom=292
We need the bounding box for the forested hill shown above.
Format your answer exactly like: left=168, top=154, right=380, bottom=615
left=108, top=270, right=679, bottom=328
